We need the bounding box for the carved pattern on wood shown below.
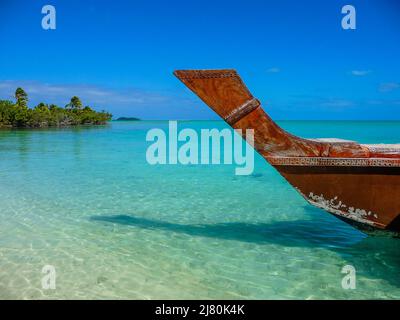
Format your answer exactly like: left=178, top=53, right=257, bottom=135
left=267, top=156, right=400, bottom=167
left=224, top=98, right=260, bottom=125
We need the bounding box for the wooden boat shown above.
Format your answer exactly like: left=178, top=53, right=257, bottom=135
left=174, top=69, right=400, bottom=234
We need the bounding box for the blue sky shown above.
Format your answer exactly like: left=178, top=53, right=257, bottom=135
left=1, top=0, right=400, bottom=120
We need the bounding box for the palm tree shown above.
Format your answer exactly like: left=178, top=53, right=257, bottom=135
left=66, top=96, right=83, bottom=111
left=15, top=87, right=28, bottom=107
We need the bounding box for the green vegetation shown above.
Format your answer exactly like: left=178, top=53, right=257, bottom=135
left=0, top=88, right=112, bottom=128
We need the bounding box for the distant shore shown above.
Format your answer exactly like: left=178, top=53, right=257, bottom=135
left=114, top=117, right=141, bottom=121
left=0, top=88, right=112, bottom=128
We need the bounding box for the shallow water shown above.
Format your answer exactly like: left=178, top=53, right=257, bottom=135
left=0, top=120, right=399, bottom=299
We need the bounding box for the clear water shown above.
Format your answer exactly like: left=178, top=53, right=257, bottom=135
left=0, top=120, right=399, bottom=299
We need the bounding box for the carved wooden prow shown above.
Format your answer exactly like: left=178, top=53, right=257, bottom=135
left=174, top=69, right=369, bottom=159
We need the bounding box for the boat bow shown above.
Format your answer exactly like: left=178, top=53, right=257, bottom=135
left=174, top=69, right=370, bottom=159
left=174, top=69, right=400, bottom=233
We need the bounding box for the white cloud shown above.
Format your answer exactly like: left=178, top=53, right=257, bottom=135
left=320, top=99, right=355, bottom=107
left=379, top=82, right=400, bottom=92
left=366, top=100, right=383, bottom=105
left=0, top=80, right=170, bottom=107
left=367, top=99, right=400, bottom=106
left=267, top=67, right=280, bottom=73
left=351, top=70, right=371, bottom=76
left=0, top=80, right=215, bottom=120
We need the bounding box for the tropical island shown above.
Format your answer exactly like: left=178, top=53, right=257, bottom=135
left=115, top=117, right=140, bottom=121
left=0, top=87, right=112, bottom=128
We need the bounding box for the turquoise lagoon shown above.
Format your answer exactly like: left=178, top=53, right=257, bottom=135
left=0, top=120, right=399, bottom=299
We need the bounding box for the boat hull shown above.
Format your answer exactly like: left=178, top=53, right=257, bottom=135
left=273, top=163, right=400, bottom=232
